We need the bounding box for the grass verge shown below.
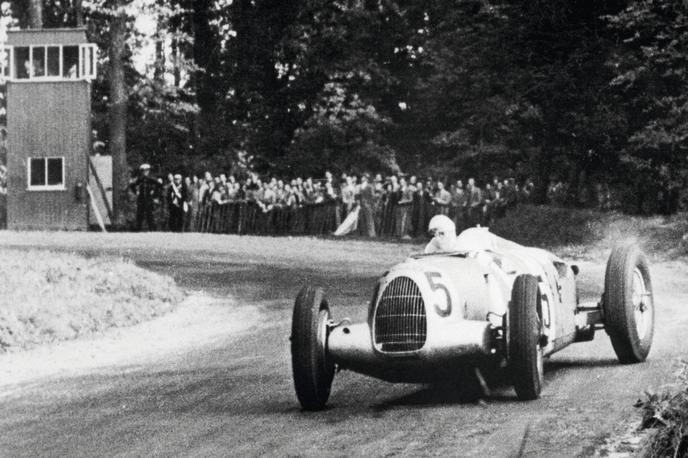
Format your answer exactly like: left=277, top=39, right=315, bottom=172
left=490, top=205, right=688, bottom=261
left=635, top=361, right=688, bottom=457
left=0, top=249, right=185, bottom=352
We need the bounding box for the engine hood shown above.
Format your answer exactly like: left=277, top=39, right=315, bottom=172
left=374, top=253, right=507, bottom=322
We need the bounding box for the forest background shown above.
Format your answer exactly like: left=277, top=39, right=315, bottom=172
left=7, top=0, right=688, bottom=224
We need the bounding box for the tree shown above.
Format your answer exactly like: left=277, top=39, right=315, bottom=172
left=11, top=0, right=42, bottom=28
left=607, top=0, right=688, bottom=213
left=107, top=1, right=129, bottom=227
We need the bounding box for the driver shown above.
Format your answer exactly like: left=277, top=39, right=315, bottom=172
left=424, top=214, right=460, bottom=253
left=425, top=215, right=497, bottom=254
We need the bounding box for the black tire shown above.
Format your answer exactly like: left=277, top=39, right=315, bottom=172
left=291, top=285, right=335, bottom=411
left=603, top=244, right=654, bottom=363
left=508, top=274, right=543, bottom=400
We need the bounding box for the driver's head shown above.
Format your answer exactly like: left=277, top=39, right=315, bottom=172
left=428, top=215, right=456, bottom=251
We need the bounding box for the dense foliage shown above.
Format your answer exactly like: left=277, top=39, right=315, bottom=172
left=6, top=0, right=688, bottom=214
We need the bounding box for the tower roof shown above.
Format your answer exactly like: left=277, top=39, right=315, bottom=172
left=6, top=28, right=88, bottom=46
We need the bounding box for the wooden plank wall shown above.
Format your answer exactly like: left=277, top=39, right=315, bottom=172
left=6, top=81, right=90, bottom=230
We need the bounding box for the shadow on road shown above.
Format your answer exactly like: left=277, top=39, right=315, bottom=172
left=545, top=356, right=620, bottom=370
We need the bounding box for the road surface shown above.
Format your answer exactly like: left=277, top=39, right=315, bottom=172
left=0, top=232, right=685, bottom=457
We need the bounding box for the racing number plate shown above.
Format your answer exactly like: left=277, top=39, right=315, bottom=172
left=425, top=272, right=452, bottom=317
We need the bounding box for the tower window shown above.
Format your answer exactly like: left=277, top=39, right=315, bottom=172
left=63, top=46, right=79, bottom=78
left=5, top=44, right=95, bottom=80
left=47, top=46, right=60, bottom=77
left=14, top=47, right=29, bottom=79
left=28, top=157, right=65, bottom=190
left=31, top=46, right=46, bottom=77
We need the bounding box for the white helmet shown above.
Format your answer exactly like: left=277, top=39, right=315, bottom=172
left=428, top=214, right=455, bottom=235
left=427, top=215, right=457, bottom=252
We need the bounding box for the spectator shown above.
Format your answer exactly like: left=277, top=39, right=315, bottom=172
left=412, top=181, right=432, bottom=237
left=167, top=173, right=187, bottom=232
left=433, top=181, right=451, bottom=215
left=183, top=175, right=195, bottom=232
left=341, top=175, right=356, bottom=215
left=451, top=179, right=466, bottom=232
left=130, top=163, right=160, bottom=231
left=466, top=178, right=483, bottom=227
left=546, top=179, right=566, bottom=206
left=494, top=180, right=507, bottom=218
left=483, top=182, right=497, bottom=226
left=521, top=178, right=535, bottom=203
left=395, top=177, right=413, bottom=239
left=357, top=174, right=376, bottom=237
left=504, top=178, right=518, bottom=208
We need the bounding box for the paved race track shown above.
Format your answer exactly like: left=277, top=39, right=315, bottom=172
left=1, top=232, right=686, bottom=457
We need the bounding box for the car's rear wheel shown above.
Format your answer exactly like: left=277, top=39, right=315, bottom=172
left=509, top=274, right=543, bottom=400
left=603, top=243, right=654, bottom=363
left=291, top=285, right=335, bottom=411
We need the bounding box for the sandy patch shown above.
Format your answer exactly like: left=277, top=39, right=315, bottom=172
left=0, top=293, right=260, bottom=395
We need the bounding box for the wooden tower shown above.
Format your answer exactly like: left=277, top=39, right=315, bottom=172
left=3, top=28, right=97, bottom=230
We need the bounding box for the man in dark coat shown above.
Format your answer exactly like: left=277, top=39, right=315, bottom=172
left=466, top=178, right=483, bottom=227
left=131, top=163, right=160, bottom=231
left=357, top=174, right=376, bottom=237
left=412, top=181, right=432, bottom=237
left=167, top=173, right=188, bottom=232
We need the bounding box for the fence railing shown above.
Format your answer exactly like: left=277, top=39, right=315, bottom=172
left=184, top=198, right=506, bottom=237
left=192, top=200, right=341, bottom=235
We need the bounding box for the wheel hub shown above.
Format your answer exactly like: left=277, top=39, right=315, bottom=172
left=631, top=267, right=652, bottom=340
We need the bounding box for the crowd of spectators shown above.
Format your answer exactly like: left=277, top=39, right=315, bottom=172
left=0, top=161, right=620, bottom=233
left=130, top=166, right=538, bottom=238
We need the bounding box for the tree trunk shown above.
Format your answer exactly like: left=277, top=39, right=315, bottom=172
left=74, top=0, right=84, bottom=27
left=109, top=4, right=128, bottom=228
left=191, top=0, right=213, bottom=148
left=154, top=36, right=165, bottom=83
left=171, top=38, right=181, bottom=88
left=26, top=0, right=43, bottom=28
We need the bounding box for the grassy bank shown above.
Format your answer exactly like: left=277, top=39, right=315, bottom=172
left=490, top=205, right=688, bottom=260
left=636, top=362, right=688, bottom=457
left=0, top=249, right=184, bottom=352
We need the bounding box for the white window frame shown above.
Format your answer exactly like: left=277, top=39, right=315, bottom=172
left=27, top=156, right=66, bottom=191
left=0, top=46, right=10, bottom=80
left=79, top=43, right=97, bottom=80
left=4, top=43, right=97, bottom=82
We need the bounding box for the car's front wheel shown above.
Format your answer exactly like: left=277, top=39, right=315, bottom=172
left=603, top=243, right=654, bottom=363
left=291, top=285, right=335, bottom=411
left=508, top=274, right=544, bottom=400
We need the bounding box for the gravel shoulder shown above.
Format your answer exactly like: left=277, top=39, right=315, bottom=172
left=0, top=293, right=260, bottom=397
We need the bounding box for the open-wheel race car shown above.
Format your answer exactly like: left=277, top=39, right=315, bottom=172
left=290, top=227, right=654, bottom=410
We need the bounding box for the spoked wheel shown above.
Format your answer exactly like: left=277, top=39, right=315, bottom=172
left=603, top=244, right=654, bottom=363
left=291, top=285, right=335, bottom=411
left=508, top=274, right=544, bottom=400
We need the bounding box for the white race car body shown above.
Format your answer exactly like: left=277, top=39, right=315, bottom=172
left=290, top=228, right=653, bottom=408
left=328, top=228, right=583, bottom=382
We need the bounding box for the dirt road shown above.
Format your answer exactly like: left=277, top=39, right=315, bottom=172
left=1, top=232, right=686, bottom=457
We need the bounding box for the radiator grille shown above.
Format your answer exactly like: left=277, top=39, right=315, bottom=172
left=374, top=276, right=427, bottom=352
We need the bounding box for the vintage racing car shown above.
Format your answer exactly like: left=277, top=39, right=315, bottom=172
left=290, top=228, right=654, bottom=410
